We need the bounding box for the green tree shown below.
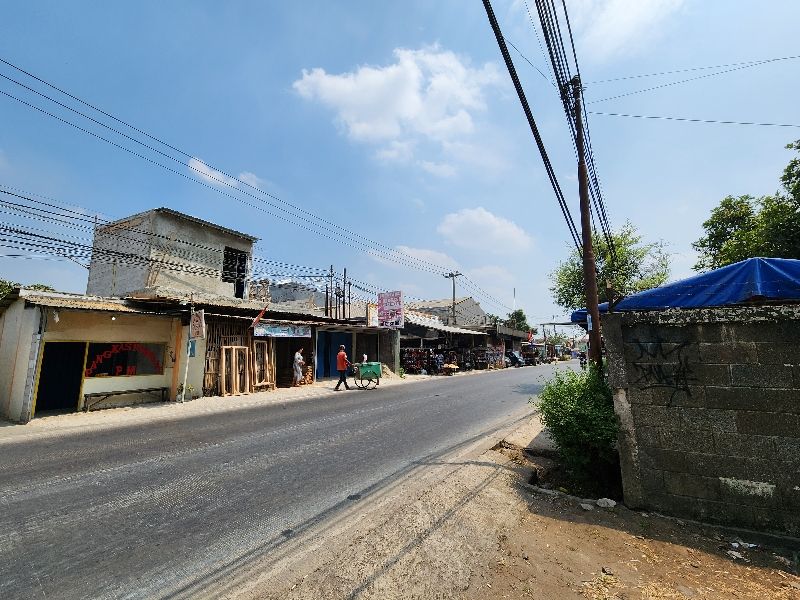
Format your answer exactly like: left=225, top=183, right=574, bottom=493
left=0, top=280, right=55, bottom=300
left=549, top=222, right=670, bottom=311
left=0, top=279, right=15, bottom=299
left=693, top=140, right=800, bottom=271
left=504, top=309, right=532, bottom=332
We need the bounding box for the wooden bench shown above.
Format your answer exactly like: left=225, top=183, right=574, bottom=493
left=83, top=387, right=169, bottom=412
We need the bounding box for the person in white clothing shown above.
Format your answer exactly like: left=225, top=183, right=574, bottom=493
left=293, top=347, right=305, bottom=386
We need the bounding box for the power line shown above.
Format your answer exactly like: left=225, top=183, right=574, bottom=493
left=586, top=54, right=800, bottom=84
left=586, top=111, right=800, bottom=129
left=503, top=36, right=555, bottom=86
left=586, top=57, right=799, bottom=105
left=531, top=0, right=616, bottom=260
left=0, top=57, right=457, bottom=277
left=0, top=58, right=523, bottom=312
left=481, top=0, right=582, bottom=254
left=0, top=188, right=330, bottom=274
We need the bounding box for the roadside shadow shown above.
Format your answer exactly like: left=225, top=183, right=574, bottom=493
left=501, top=453, right=800, bottom=576
left=511, top=383, right=544, bottom=396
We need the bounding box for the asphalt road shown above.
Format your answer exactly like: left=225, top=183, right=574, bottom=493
left=0, top=363, right=566, bottom=599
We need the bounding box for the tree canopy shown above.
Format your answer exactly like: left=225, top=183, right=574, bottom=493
left=692, top=140, right=800, bottom=271
left=549, top=222, right=670, bottom=311
left=0, top=279, right=55, bottom=300
left=504, top=309, right=532, bottom=332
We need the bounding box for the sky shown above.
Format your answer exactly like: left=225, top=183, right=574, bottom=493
left=1, top=0, right=799, bottom=326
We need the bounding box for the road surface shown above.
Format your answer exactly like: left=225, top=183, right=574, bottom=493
left=0, top=364, right=564, bottom=599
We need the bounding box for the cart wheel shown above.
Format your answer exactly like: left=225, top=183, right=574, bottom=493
left=353, top=376, right=365, bottom=389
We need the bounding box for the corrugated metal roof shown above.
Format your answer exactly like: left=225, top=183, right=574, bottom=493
left=404, top=311, right=485, bottom=335
left=406, top=297, right=470, bottom=309
left=20, top=291, right=154, bottom=314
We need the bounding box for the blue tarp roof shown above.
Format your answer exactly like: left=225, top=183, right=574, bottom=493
left=571, top=257, right=800, bottom=323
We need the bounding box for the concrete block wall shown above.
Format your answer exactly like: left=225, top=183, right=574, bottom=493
left=604, top=305, right=800, bottom=537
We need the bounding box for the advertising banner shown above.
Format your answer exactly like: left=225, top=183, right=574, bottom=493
left=377, top=291, right=404, bottom=328
left=253, top=323, right=312, bottom=338
left=189, top=309, right=206, bottom=340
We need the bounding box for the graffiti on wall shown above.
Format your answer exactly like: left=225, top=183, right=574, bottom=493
left=630, top=337, right=696, bottom=403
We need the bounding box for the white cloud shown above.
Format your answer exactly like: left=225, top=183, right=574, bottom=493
left=238, top=171, right=264, bottom=188
left=376, top=140, right=415, bottom=163
left=565, top=0, right=685, bottom=61
left=188, top=157, right=240, bottom=188
left=437, top=207, right=532, bottom=252
left=370, top=245, right=458, bottom=270
left=468, top=264, right=515, bottom=285
left=396, top=245, right=460, bottom=270
left=418, top=160, right=456, bottom=178
left=293, top=46, right=500, bottom=166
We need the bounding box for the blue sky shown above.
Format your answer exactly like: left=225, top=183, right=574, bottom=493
left=1, top=0, right=799, bottom=325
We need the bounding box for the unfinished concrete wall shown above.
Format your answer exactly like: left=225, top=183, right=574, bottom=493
left=148, top=211, right=252, bottom=298
left=0, top=301, right=41, bottom=422
left=86, top=213, right=153, bottom=297
left=86, top=210, right=254, bottom=299
left=604, top=305, right=800, bottom=536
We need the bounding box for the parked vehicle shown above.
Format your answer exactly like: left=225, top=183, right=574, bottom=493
left=505, top=350, right=525, bottom=367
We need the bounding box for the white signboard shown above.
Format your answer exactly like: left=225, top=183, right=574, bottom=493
left=377, top=291, right=404, bottom=328
left=189, top=309, right=206, bottom=340
left=367, top=303, right=379, bottom=327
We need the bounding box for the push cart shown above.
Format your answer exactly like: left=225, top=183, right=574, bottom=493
left=352, top=362, right=381, bottom=389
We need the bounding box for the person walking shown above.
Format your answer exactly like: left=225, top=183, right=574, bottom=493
left=334, top=344, right=351, bottom=391
left=292, top=347, right=305, bottom=387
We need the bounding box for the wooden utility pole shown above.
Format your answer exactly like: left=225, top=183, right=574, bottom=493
left=572, top=76, right=602, bottom=368
left=443, top=272, right=462, bottom=325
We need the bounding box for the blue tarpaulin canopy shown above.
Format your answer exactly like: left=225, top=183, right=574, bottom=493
left=570, top=257, right=800, bottom=323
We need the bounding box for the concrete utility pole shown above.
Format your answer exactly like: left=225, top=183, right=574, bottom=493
left=443, top=272, right=462, bottom=325
left=572, top=76, right=603, bottom=368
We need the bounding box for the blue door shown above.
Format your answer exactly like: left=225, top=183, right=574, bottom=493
left=316, top=331, right=352, bottom=379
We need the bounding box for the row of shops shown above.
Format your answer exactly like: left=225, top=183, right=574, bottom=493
left=0, top=288, right=399, bottom=423
left=398, top=311, right=527, bottom=374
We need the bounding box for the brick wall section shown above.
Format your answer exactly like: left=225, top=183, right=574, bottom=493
left=604, top=304, right=800, bottom=537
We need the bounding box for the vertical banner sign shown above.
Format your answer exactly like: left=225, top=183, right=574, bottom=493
left=190, top=309, right=206, bottom=340
left=377, top=291, right=404, bottom=328
left=367, top=303, right=379, bottom=327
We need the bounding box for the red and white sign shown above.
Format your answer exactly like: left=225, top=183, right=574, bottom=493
left=377, top=291, right=404, bottom=328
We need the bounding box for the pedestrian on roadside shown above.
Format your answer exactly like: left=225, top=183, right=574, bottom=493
left=334, top=344, right=351, bottom=391
left=293, top=347, right=305, bottom=387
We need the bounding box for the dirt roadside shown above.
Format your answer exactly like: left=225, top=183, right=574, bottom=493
left=228, top=414, right=799, bottom=600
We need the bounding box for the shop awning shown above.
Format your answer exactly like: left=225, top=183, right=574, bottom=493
left=405, top=311, right=486, bottom=335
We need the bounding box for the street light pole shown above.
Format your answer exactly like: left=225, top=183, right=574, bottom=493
left=443, top=272, right=462, bottom=325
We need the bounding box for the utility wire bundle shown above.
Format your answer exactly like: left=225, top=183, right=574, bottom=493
left=0, top=57, right=512, bottom=313
left=531, top=0, right=616, bottom=261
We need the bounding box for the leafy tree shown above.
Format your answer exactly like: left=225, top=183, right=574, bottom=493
left=549, top=222, right=670, bottom=311
left=0, top=279, right=15, bottom=299
left=25, top=283, right=55, bottom=292
left=485, top=313, right=500, bottom=325
left=693, top=141, right=800, bottom=271
left=0, top=279, right=55, bottom=300
left=504, top=309, right=532, bottom=332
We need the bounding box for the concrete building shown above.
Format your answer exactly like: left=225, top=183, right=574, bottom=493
left=406, top=297, right=486, bottom=326
left=86, top=207, right=258, bottom=300
left=0, top=208, right=402, bottom=423
left=0, top=288, right=186, bottom=423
